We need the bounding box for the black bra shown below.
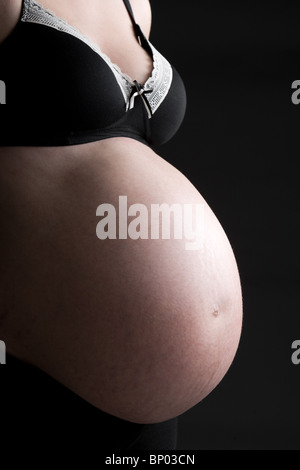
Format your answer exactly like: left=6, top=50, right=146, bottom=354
left=0, top=0, right=186, bottom=147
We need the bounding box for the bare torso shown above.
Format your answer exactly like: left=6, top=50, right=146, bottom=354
left=0, top=0, right=243, bottom=424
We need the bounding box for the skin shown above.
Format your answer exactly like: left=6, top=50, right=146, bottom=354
left=0, top=1, right=243, bottom=424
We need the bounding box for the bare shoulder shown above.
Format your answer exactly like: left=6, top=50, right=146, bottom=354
left=129, top=0, right=152, bottom=38
left=0, top=0, right=22, bottom=44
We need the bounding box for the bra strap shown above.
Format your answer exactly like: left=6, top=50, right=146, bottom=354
left=122, top=0, right=152, bottom=56
left=123, top=0, right=137, bottom=25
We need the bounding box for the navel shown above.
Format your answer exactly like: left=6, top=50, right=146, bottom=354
left=212, top=305, right=220, bottom=318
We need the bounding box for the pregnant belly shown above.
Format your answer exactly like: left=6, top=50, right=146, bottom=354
left=0, top=138, right=243, bottom=424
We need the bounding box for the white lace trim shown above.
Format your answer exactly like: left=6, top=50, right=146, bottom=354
left=144, top=44, right=173, bottom=115
left=21, top=0, right=173, bottom=115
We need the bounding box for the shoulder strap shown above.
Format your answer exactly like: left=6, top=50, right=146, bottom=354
left=122, top=0, right=153, bottom=57
left=122, top=0, right=137, bottom=26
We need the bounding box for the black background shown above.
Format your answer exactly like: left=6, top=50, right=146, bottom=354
left=150, top=0, right=300, bottom=450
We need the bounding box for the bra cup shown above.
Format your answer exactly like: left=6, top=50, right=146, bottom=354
left=149, top=67, right=187, bottom=147
left=1, top=23, right=125, bottom=127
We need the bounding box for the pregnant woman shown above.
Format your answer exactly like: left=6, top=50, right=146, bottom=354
left=0, top=0, right=243, bottom=451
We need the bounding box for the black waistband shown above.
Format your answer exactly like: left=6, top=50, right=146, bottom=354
left=4, top=353, right=178, bottom=452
